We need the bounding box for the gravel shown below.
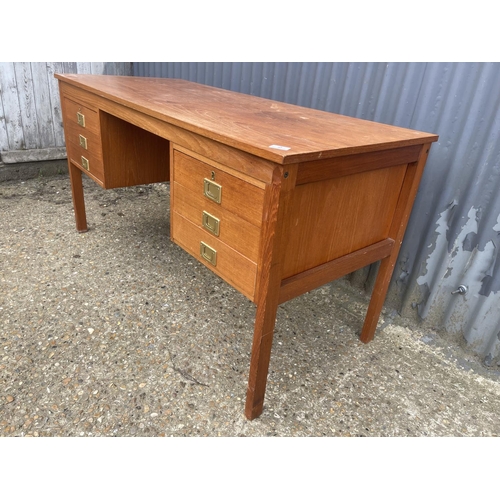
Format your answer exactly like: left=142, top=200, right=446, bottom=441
left=1, top=173, right=500, bottom=437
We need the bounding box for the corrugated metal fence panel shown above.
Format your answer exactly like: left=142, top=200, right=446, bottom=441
left=0, top=62, right=132, bottom=163
left=403, top=63, right=500, bottom=365
left=134, top=62, right=500, bottom=363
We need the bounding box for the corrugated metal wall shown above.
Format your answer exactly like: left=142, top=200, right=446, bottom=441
left=134, top=62, right=500, bottom=364
left=0, top=62, right=132, bottom=163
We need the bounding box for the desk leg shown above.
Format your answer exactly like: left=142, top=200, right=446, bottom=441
left=245, top=287, right=281, bottom=420
left=245, top=165, right=296, bottom=420
left=68, top=162, right=88, bottom=232
left=359, top=255, right=394, bottom=343
left=245, top=177, right=282, bottom=420
left=360, top=144, right=431, bottom=343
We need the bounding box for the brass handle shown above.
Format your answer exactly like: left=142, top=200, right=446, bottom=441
left=81, top=156, right=89, bottom=171
left=79, top=134, right=88, bottom=149
left=76, top=111, right=85, bottom=127
left=200, top=241, right=217, bottom=266
left=204, top=178, right=222, bottom=204
left=202, top=211, right=220, bottom=236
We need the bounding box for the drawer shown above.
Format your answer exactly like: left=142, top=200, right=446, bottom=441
left=173, top=181, right=261, bottom=262
left=67, top=145, right=104, bottom=181
left=171, top=212, right=257, bottom=301
left=172, top=150, right=265, bottom=227
left=63, top=97, right=100, bottom=136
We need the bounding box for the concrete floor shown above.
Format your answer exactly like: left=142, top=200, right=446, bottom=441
left=1, top=172, right=500, bottom=437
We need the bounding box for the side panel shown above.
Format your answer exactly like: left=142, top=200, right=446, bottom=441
left=281, top=163, right=407, bottom=279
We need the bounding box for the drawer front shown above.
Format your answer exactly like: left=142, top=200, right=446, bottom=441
left=172, top=212, right=257, bottom=301
left=63, top=97, right=100, bottom=136
left=172, top=150, right=264, bottom=227
left=173, top=181, right=261, bottom=262
left=66, top=142, right=104, bottom=180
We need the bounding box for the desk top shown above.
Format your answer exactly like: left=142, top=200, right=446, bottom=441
left=56, top=74, right=438, bottom=165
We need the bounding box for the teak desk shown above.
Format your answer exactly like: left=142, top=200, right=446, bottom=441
left=56, top=74, right=438, bottom=419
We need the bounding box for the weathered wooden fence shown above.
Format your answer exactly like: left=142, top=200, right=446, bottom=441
left=0, top=62, right=132, bottom=164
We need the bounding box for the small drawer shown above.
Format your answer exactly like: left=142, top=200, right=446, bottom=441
left=171, top=212, right=257, bottom=301
left=63, top=97, right=100, bottom=136
left=172, top=150, right=265, bottom=227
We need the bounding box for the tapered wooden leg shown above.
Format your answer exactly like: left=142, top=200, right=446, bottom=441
left=68, top=161, right=88, bottom=232
left=244, top=165, right=297, bottom=420
left=245, top=293, right=280, bottom=419
left=360, top=144, right=432, bottom=343
left=359, top=256, right=394, bottom=343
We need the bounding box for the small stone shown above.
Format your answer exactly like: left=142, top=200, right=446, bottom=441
left=6, top=395, right=14, bottom=403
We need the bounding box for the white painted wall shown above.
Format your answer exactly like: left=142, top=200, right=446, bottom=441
left=0, top=62, right=132, bottom=163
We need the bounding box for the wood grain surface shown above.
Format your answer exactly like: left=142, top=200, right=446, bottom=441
left=55, top=74, right=438, bottom=165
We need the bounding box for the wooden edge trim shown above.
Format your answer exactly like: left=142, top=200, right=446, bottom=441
left=296, top=145, right=422, bottom=185
left=278, top=238, right=395, bottom=304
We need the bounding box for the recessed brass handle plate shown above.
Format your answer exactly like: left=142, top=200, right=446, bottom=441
left=76, top=111, right=85, bottom=127
left=204, top=178, right=222, bottom=204
left=200, top=241, right=217, bottom=266
left=81, top=156, right=89, bottom=171
left=202, top=211, right=220, bottom=236
left=79, top=134, right=88, bottom=149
